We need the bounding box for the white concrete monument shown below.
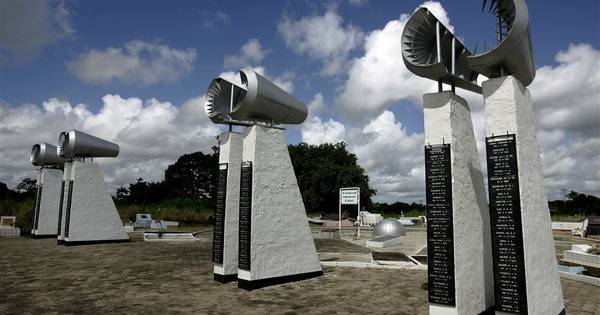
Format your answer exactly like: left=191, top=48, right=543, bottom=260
left=237, top=125, right=322, bottom=290
left=30, top=143, right=67, bottom=238
left=205, top=69, right=322, bottom=289
left=483, top=76, right=565, bottom=315
left=212, top=131, right=243, bottom=283
left=56, top=130, right=129, bottom=245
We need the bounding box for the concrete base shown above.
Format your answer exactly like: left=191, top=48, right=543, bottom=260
left=58, top=160, right=129, bottom=244
left=213, top=132, right=243, bottom=281
left=423, top=92, right=494, bottom=314
left=32, top=168, right=63, bottom=237
left=483, top=75, right=565, bottom=315
left=57, top=161, right=72, bottom=243
left=366, top=235, right=403, bottom=248
left=237, top=126, right=322, bottom=289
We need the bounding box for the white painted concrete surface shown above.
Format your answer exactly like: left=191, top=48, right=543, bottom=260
left=33, top=168, right=62, bottom=236
left=214, top=131, right=243, bottom=277
left=483, top=76, right=565, bottom=315
left=424, top=92, right=494, bottom=315
left=58, top=161, right=73, bottom=242
left=238, top=126, right=321, bottom=281
left=63, top=160, right=129, bottom=243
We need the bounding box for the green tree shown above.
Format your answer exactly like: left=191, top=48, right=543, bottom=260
left=288, top=142, right=376, bottom=214
left=163, top=149, right=219, bottom=202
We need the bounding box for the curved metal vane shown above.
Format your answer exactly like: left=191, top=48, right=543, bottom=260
left=467, top=0, right=535, bottom=86
left=402, top=7, right=482, bottom=94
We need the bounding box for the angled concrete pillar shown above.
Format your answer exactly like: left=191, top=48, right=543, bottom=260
left=58, top=160, right=128, bottom=245
left=424, top=92, right=494, bottom=314
left=57, top=161, right=73, bottom=244
left=213, top=131, right=243, bottom=283
left=483, top=76, right=564, bottom=315
left=31, top=167, right=62, bottom=237
left=237, top=125, right=322, bottom=290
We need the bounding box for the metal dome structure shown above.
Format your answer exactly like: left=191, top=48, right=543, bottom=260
left=373, top=219, right=406, bottom=237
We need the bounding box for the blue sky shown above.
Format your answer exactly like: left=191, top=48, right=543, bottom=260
left=1, top=0, right=599, bottom=202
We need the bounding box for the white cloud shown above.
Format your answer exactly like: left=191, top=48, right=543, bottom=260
left=0, top=0, right=74, bottom=62
left=308, top=93, right=325, bottom=115
left=348, top=0, right=368, bottom=7
left=66, top=40, right=197, bottom=86
left=531, top=43, right=600, bottom=136
left=278, top=10, right=364, bottom=76
left=199, top=9, right=231, bottom=29
left=224, top=39, right=269, bottom=69
left=334, top=1, right=453, bottom=118
left=0, top=95, right=220, bottom=190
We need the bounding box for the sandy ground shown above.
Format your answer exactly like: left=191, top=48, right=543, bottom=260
left=0, top=235, right=599, bottom=314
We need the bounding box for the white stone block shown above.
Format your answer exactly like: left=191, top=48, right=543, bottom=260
left=59, top=160, right=129, bottom=245
left=32, top=168, right=62, bottom=237
left=483, top=76, right=564, bottom=315
left=572, top=244, right=592, bottom=253
left=213, top=131, right=243, bottom=283
left=423, top=92, right=494, bottom=314
left=237, top=126, right=322, bottom=290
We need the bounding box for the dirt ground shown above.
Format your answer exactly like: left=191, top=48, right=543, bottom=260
left=1, top=236, right=599, bottom=315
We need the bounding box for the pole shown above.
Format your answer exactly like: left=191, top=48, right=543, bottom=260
left=338, top=189, right=342, bottom=235
left=357, top=188, right=361, bottom=239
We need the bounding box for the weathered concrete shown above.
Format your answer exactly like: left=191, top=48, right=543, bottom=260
left=32, top=168, right=62, bottom=237
left=423, top=92, right=494, bottom=315
left=238, top=126, right=321, bottom=286
left=483, top=75, right=564, bottom=315
left=213, top=131, right=243, bottom=280
left=61, top=160, right=128, bottom=244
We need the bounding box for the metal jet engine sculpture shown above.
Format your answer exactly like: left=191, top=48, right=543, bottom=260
left=402, top=1, right=565, bottom=314
left=30, top=143, right=67, bottom=238
left=205, top=69, right=321, bottom=289
left=205, top=69, right=308, bottom=126
left=56, top=130, right=129, bottom=245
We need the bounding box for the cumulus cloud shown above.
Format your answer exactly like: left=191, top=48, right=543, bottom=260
left=278, top=10, right=364, bottom=76
left=334, top=1, right=453, bottom=118
left=199, top=9, right=231, bottom=29
left=0, top=0, right=74, bottom=62
left=224, top=39, right=269, bottom=69
left=531, top=44, right=600, bottom=136
left=0, top=95, right=220, bottom=189
left=66, top=40, right=197, bottom=86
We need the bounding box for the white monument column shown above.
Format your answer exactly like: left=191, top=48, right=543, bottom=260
left=213, top=131, right=243, bottom=283
left=483, top=76, right=565, bottom=315
left=423, top=92, right=495, bottom=315
left=60, top=160, right=129, bottom=245
left=32, top=167, right=63, bottom=237
left=237, top=125, right=322, bottom=290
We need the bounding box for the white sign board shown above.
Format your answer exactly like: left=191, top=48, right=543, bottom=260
left=340, top=189, right=359, bottom=205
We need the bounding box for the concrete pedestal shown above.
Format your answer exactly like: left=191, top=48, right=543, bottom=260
left=57, top=160, right=129, bottom=245
left=31, top=167, right=62, bottom=238
left=237, top=125, right=322, bottom=290
left=57, top=161, right=72, bottom=244
left=423, top=92, right=494, bottom=314
left=213, top=131, right=243, bottom=283
left=483, top=76, right=564, bottom=315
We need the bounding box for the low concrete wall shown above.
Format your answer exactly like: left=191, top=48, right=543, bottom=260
left=552, top=222, right=583, bottom=231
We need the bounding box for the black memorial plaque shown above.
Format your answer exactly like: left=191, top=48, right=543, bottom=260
left=486, top=134, right=527, bottom=314
left=425, top=144, right=455, bottom=306
left=212, top=164, right=228, bottom=264
left=33, top=185, right=43, bottom=230
left=57, top=181, right=66, bottom=235
left=64, top=180, right=74, bottom=238
left=238, top=161, right=253, bottom=271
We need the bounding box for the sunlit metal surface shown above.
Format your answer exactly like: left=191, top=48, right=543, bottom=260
left=205, top=69, right=308, bottom=125
left=467, top=0, right=535, bottom=85
left=57, top=130, right=119, bottom=158
left=401, top=8, right=482, bottom=94
left=373, top=219, right=406, bottom=237
left=30, top=143, right=67, bottom=166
